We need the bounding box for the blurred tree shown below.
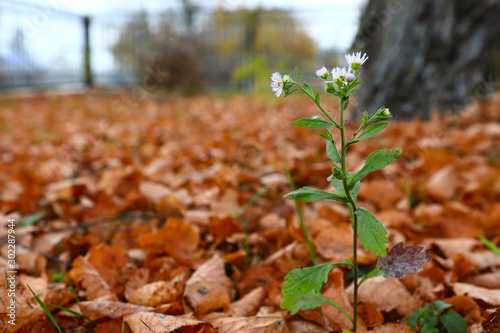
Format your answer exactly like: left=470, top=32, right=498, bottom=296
left=111, top=7, right=316, bottom=95
left=111, top=10, right=205, bottom=95
left=210, top=7, right=317, bottom=94
left=352, top=0, right=500, bottom=119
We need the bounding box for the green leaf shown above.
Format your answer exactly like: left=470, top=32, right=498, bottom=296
left=349, top=148, right=402, bottom=186
left=440, top=310, right=467, bottom=333
left=361, top=111, right=369, bottom=127
left=285, top=187, right=347, bottom=203
left=281, top=263, right=334, bottom=314
left=302, top=82, right=314, bottom=98
left=355, top=208, right=388, bottom=257
left=281, top=263, right=351, bottom=316
left=295, top=67, right=301, bottom=83
left=331, top=178, right=362, bottom=202
left=356, top=122, right=388, bottom=141
left=420, top=323, right=440, bottom=333
left=433, top=300, right=453, bottom=313
left=19, top=212, right=46, bottom=228
left=292, top=118, right=335, bottom=129
left=358, top=266, right=381, bottom=287
left=290, top=290, right=353, bottom=322
left=326, top=140, right=341, bottom=164
left=408, top=305, right=433, bottom=328
left=320, top=132, right=333, bottom=141
left=315, top=92, right=320, bottom=104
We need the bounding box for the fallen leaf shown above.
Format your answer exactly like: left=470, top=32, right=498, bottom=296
left=78, top=301, right=154, bottom=320
left=138, top=217, right=200, bottom=263
left=228, top=287, right=265, bottom=317
left=124, top=312, right=215, bottom=333
left=452, top=283, right=500, bottom=306
left=128, top=281, right=179, bottom=307
left=183, top=255, right=232, bottom=315
left=211, top=313, right=288, bottom=333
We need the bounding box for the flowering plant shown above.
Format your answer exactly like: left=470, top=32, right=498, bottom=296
left=271, top=52, right=431, bottom=332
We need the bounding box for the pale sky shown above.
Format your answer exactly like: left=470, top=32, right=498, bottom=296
left=1, top=0, right=367, bottom=81
left=10, top=0, right=367, bottom=49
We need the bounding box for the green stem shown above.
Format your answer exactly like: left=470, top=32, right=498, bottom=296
left=293, top=83, right=341, bottom=129
left=339, top=96, right=358, bottom=332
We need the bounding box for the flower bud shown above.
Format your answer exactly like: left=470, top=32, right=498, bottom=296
left=325, top=82, right=336, bottom=94
left=345, top=73, right=355, bottom=82
left=282, top=75, right=292, bottom=84
left=378, top=108, right=391, bottom=117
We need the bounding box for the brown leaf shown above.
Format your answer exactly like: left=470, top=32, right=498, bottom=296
left=78, top=301, right=154, bottom=320
left=442, top=295, right=481, bottom=324
left=124, top=312, right=215, bottom=333
left=138, top=217, right=200, bottom=263
left=348, top=276, right=413, bottom=315
left=285, top=318, right=329, bottom=333
left=228, top=287, right=265, bottom=317
left=68, top=254, right=117, bottom=301
left=368, top=323, right=415, bottom=332
left=208, top=215, right=242, bottom=240
left=211, top=313, right=288, bottom=333
left=128, top=281, right=179, bottom=307
left=425, top=165, right=458, bottom=202
left=183, top=255, right=232, bottom=315
left=452, top=282, right=500, bottom=306
left=321, top=270, right=363, bottom=331
left=358, top=303, right=384, bottom=328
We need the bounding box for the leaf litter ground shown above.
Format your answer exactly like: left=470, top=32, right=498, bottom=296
left=0, top=90, right=499, bottom=332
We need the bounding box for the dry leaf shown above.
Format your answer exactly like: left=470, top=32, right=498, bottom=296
left=184, top=255, right=232, bottom=315
left=128, top=281, right=179, bottom=307
left=124, top=312, right=215, bottom=333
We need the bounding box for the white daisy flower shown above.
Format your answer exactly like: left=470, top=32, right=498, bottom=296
left=331, top=66, right=354, bottom=87
left=345, top=52, right=368, bottom=71
left=316, top=66, right=329, bottom=79
left=270, top=72, right=284, bottom=97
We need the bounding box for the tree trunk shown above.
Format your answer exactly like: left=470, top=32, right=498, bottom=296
left=352, top=0, right=500, bottom=119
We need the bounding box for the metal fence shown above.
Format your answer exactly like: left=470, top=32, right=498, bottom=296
left=0, top=1, right=359, bottom=92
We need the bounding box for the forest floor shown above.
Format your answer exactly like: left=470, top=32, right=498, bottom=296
left=0, top=89, right=499, bottom=332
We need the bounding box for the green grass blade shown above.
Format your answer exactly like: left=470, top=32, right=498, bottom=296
left=48, top=303, right=97, bottom=327
left=27, top=284, right=63, bottom=333
left=3, top=269, right=10, bottom=289
left=478, top=236, right=500, bottom=256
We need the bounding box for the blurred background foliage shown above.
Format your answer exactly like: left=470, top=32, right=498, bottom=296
left=111, top=7, right=317, bottom=95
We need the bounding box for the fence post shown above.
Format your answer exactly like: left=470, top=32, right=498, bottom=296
left=83, top=15, right=93, bottom=87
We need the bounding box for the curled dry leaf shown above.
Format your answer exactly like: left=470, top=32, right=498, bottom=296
left=183, top=255, right=232, bottom=315
left=124, top=312, right=215, bottom=333
left=377, top=242, right=432, bottom=279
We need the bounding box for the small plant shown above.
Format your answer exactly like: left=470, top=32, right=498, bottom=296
left=408, top=300, right=467, bottom=333
left=271, top=52, right=432, bottom=332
